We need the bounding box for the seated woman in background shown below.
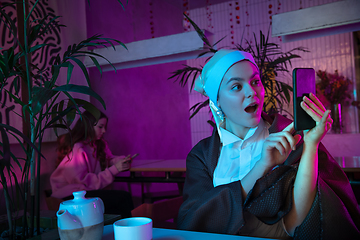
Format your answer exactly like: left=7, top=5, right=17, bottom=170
left=50, top=110, right=134, bottom=217
left=177, top=49, right=360, bottom=239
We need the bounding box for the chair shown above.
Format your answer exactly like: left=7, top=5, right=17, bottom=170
left=131, top=196, right=183, bottom=229
left=140, top=172, right=185, bottom=203
left=142, top=189, right=181, bottom=203
left=44, top=189, right=64, bottom=211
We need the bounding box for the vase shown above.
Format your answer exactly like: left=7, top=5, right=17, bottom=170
left=330, top=103, right=342, bottom=134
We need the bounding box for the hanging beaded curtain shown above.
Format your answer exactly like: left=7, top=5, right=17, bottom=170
left=149, top=0, right=154, bottom=38
left=229, top=1, right=241, bottom=46
left=206, top=0, right=213, bottom=31
left=183, top=0, right=190, bottom=32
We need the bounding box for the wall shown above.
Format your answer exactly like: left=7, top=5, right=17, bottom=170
left=85, top=0, right=192, bottom=202
left=1, top=0, right=192, bottom=215
left=184, top=0, right=359, bottom=159
left=86, top=0, right=191, bottom=159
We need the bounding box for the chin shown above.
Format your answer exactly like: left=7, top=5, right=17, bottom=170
left=248, top=116, right=261, bottom=127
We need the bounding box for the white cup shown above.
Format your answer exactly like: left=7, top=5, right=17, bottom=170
left=113, top=217, right=152, bottom=240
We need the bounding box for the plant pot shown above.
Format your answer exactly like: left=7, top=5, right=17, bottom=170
left=330, top=103, right=343, bottom=134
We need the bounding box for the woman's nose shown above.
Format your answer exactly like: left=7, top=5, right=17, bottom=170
left=244, top=84, right=256, bottom=98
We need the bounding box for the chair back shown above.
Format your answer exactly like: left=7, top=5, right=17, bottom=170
left=44, top=189, right=64, bottom=211
left=131, top=196, right=183, bottom=229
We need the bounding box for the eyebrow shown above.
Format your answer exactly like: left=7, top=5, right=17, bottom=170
left=226, top=72, right=259, bottom=85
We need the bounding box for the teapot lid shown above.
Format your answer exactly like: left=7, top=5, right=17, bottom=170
left=61, top=191, right=96, bottom=205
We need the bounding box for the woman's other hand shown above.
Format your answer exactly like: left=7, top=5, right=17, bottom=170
left=301, top=93, right=333, bottom=146
left=242, top=123, right=301, bottom=197
left=259, top=123, right=302, bottom=170
left=113, top=155, right=131, bottom=172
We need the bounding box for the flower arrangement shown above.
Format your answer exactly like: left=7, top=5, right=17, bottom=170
left=316, top=69, right=352, bottom=106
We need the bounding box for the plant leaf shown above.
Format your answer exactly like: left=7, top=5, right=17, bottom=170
left=0, top=123, right=44, bottom=158
left=183, top=13, right=212, bottom=47
left=53, top=84, right=106, bottom=109
left=31, top=86, right=56, bottom=115
left=0, top=127, right=11, bottom=171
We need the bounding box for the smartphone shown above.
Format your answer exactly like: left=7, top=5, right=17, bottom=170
left=125, top=153, right=138, bottom=163
left=293, top=68, right=316, bottom=131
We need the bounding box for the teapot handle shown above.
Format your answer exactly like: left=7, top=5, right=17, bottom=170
left=98, top=197, right=105, bottom=213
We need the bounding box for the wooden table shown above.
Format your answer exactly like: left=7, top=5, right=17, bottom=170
left=115, top=156, right=360, bottom=184
left=130, top=159, right=186, bottom=172
left=334, top=156, right=360, bottom=171
left=114, top=159, right=186, bottom=203
left=334, top=156, right=360, bottom=185
left=114, top=159, right=186, bottom=183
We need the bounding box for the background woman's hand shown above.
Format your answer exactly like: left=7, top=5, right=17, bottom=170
left=113, top=155, right=132, bottom=172
left=301, top=93, right=333, bottom=146
left=259, top=123, right=302, bottom=170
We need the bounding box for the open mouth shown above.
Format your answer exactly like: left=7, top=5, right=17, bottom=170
left=245, top=103, right=258, bottom=113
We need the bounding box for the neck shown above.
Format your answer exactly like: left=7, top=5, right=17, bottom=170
left=225, top=120, right=251, bottom=140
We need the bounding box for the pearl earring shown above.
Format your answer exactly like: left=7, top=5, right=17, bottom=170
left=216, top=109, right=225, bottom=121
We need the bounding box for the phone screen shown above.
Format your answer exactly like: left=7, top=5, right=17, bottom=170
left=293, top=68, right=316, bottom=131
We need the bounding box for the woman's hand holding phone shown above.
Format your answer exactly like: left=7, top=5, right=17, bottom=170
left=293, top=68, right=333, bottom=142
left=260, top=93, right=331, bottom=169
left=300, top=93, right=333, bottom=146
left=283, top=93, right=333, bottom=235
left=113, top=154, right=138, bottom=172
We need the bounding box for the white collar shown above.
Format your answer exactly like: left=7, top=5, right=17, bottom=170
left=219, top=118, right=266, bottom=146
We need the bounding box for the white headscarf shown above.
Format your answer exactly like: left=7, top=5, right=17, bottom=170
left=194, top=49, right=259, bottom=142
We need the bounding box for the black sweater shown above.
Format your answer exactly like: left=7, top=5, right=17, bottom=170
left=177, top=113, right=360, bottom=240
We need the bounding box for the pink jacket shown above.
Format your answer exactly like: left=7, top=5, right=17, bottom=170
left=50, top=141, right=121, bottom=199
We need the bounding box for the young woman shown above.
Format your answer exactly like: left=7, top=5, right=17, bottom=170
left=177, top=49, right=360, bottom=239
left=50, top=111, right=134, bottom=217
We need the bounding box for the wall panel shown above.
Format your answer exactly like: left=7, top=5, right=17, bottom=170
left=185, top=0, right=358, bottom=147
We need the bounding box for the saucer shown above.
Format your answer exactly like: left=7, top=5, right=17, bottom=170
left=102, top=225, right=115, bottom=240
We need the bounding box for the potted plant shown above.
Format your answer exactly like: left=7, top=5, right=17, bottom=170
left=0, top=1, right=126, bottom=239
left=169, top=14, right=309, bottom=120
left=316, top=69, right=353, bottom=133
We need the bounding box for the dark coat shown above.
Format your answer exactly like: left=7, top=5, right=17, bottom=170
left=177, top=113, right=360, bottom=239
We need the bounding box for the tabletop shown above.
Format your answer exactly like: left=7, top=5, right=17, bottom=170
left=114, top=159, right=186, bottom=183
left=130, top=159, right=186, bottom=172
left=130, top=159, right=164, bottom=168
left=102, top=225, right=278, bottom=240
left=334, top=156, right=360, bottom=172
left=129, top=156, right=360, bottom=173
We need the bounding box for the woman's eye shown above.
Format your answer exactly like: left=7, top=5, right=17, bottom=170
left=252, top=79, right=261, bottom=86
left=231, top=84, right=242, bottom=91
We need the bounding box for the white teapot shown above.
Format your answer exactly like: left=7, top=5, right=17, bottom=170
left=56, top=191, right=105, bottom=240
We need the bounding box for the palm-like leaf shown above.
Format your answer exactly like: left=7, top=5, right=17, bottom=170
left=0, top=1, right=128, bottom=237
left=86, top=0, right=128, bottom=10
left=168, top=14, right=225, bottom=111
left=237, top=30, right=308, bottom=115
left=189, top=99, right=209, bottom=119
left=168, top=65, right=202, bottom=91
left=171, top=15, right=309, bottom=118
